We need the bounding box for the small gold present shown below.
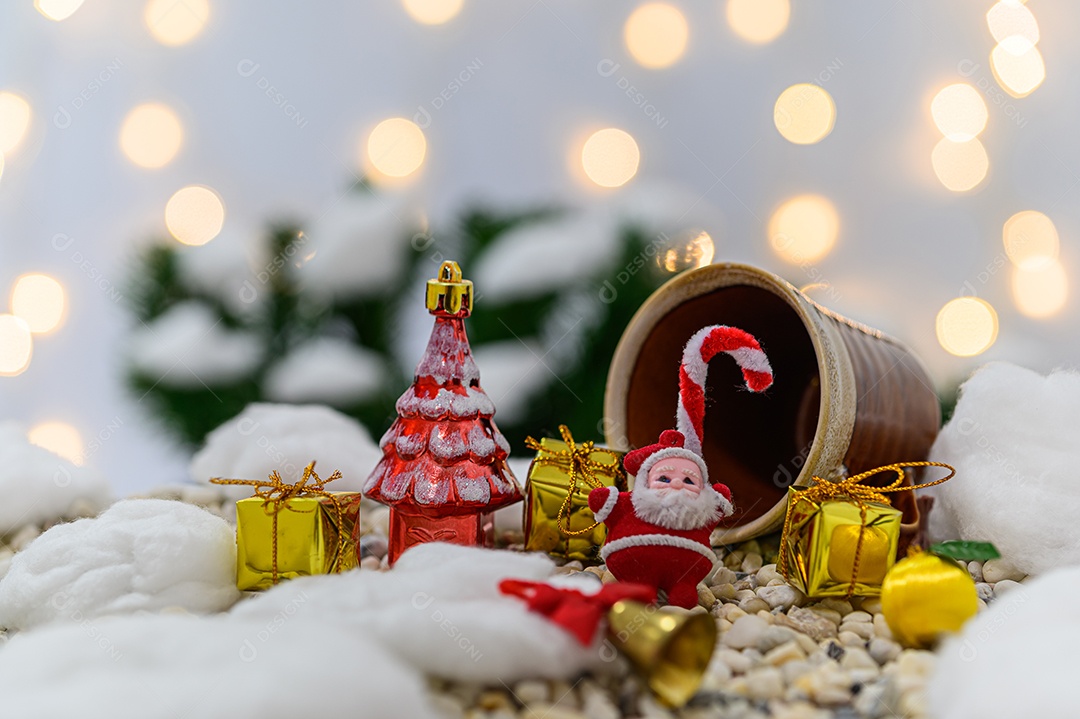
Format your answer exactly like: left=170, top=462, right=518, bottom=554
left=212, top=462, right=362, bottom=591
left=524, top=425, right=627, bottom=563
left=779, top=462, right=955, bottom=598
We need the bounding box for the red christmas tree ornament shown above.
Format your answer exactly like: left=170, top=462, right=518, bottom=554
left=365, top=260, right=522, bottom=564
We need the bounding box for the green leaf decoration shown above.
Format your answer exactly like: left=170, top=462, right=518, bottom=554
left=930, top=541, right=1001, bottom=562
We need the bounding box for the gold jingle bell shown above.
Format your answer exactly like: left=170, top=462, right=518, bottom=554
left=426, top=260, right=473, bottom=318
left=606, top=600, right=717, bottom=707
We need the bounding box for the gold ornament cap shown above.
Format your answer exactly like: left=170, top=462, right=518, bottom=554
left=426, top=260, right=473, bottom=317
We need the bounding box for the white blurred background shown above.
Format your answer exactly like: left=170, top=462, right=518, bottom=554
left=0, top=0, right=1073, bottom=493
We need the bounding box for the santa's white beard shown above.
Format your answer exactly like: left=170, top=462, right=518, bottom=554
left=630, top=483, right=727, bottom=531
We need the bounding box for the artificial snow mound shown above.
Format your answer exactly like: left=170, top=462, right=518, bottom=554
left=263, top=337, right=385, bottom=405
left=190, top=403, right=382, bottom=500
left=0, top=422, right=110, bottom=535
left=926, top=362, right=1080, bottom=576
left=929, top=566, right=1078, bottom=718
left=0, top=499, right=239, bottom=630
left=128, top=301, right=263, bottom=387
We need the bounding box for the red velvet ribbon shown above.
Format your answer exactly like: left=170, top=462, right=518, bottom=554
left=499, top=579, right=657, bottom=646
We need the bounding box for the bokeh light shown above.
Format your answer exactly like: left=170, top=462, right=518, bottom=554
left=119, top=103, right=184, bottom=169
left=11, top=274, right=66, bottom=334
left=624, top=3, right=689, bottom=69
left=165, top=185, right=225, bottom=246
left=0, top=315, right=33, bottom=376
left=991, top=38, right=1045, bottom=98
left=986, top=1, right=1039, bottom=46
left=658, top=230, right=715, bottom=272
left=0, top=92, right=32, bottom=155
left=580, top=128, right=640, bottom=188
left=936, top=297, right=998, bottom=357
left=726, top=0, right=789, bottom=44
left=145, top=0, right=210, bottom=46
left=34, top=0, right=85, bottom=21
left=930, top=84, right=988, bottom=142
left=27, top=421, right=85, bottom=465
left=402, top=0, right=463, bottom=25
left=1012, top=260, right=1068, bottom=318
left=1003, top=210, right=1058, bottom=269
left=773, top=84, right=836, bottom=145
left=365, top=118, right=427, bottom=179
left=768, top=195, right=839, bottom=263
left=931, top=138, right=989, bottom=192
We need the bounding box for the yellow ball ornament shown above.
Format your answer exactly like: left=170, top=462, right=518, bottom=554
left=881, top=549, right=979, bottom=648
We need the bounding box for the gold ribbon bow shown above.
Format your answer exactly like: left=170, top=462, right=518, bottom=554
left=211, top=461, right=347, bottom=585
left=525, top=425, right=620, bottom=537
left=779, top=461, right=955, bottom=598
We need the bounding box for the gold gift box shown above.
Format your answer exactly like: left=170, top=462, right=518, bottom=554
left=524, top=436, right=627, bottom=563
left=780, top=487, right=901, bottom=598
left=235, top=492, right=362, bottom=591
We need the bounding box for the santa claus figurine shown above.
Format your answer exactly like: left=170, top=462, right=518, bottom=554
left=588, top=324, right=774, bottom=608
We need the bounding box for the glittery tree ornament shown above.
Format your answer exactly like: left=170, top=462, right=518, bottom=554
left=364, top=261, right=522, bottom=564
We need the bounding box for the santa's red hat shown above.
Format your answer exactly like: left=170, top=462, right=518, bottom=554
left=624, top=325, right=773, bottom=487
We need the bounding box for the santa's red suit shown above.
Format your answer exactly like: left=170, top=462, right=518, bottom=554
left=588, top=483, right=729, bottom=609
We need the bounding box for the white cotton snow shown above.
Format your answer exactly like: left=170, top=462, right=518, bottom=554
left=929, top=566, right=1079, bottom=718
left=472, top=210, right=621, bottom=303
left=0, top=422, right=111, bottom=535
left=0, top=499, right=239, bottom=630
left=234, top=543, right=608, bottom=683
left=189, top=403, right=382, bottom=500
left=263, top=337, right=385, bottom=405
left=0, top=611, right=434, bottom=719
left=472, top=340, right=550, bottom=423
left=300, top=189, right=421, bottom=297
left=175, top=231, right=266, bottom=318
left=926, top=362, right=1080, bottom=576
left=128, top=301, right=263, bottom=387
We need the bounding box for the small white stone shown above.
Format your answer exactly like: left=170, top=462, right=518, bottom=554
left=716, top=647, right=753, bottom=674
left=803, top=605, right=843, bottom=626
left=735, top=589, right=757, bottom=602
left=967, top=560, right=984, bottom=583
left=720, top=603, right=747, bottom=622
left=741, top=552, right=764, bottom=574
left=757, top=584, right=806, bottom=611
left=579, top=681, right=619, bottom=719
left=842, top=622, right=874, bottom=641
left=993, top=579, right=1023, bottom=597
left=838, top=630, right=865, bottom=647
left=816, top=598, right=853, bottom=616
left=512, top=680, right=549, bottom=705
left=756, top=563, right=784, bottom=585
left=743, top=666, right=785, bottom=700
left=982, top=557, right=1025, bottom=583
left=708, top=566, right=738, bottom=586
left=975, top=582, right=994, bottom=603
left=739, top=597, right=771, bottom=615
left=723, top=615, right=769, bottom=649
left=758, top=625, right=799, bottom=652
left=841, top=610, right=872, bottom=624
left=860, top=597, right=883, bottom=614
left=9, top=525, right=41, bottom=552
left=872, top=613, right=893, bottom=640
left=840, top=646, right=878, bottom=672
left=868, top=637, right=901, bottom=664
left=763, top=640, right=807, bottom=666
left=711, top=583, right=737, bottom=601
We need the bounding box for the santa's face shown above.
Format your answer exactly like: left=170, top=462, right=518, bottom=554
left=645, top=457, right=704, bottom=495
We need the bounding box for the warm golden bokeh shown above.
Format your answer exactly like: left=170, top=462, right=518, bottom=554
left=119, top=103, right=184, bottom=169
left=936, top=297, right=999, bottom=357
left=0, top=92, right=32, bottom=155
left=580, top=128, right=640, bottom=188
left=659, top=231, right=715, bottom=272
left=931, top=138, right=989, bottom=192
left=145, top=0, right=211, bottom=46
left=930, top=84, right=988, bottom=142
left=11, top=274, right=67, bottom=334
left=774, top=84, right=836, bottom=145
left=0, top=314, right=33, bottom=376
left=986, top=1, right=1039, bottom=45
left=165, top=185, right=226, bottom=246
left=34, top=0, right=85, bottom=21
left=1012, top=260, right=1068, bottom=318
left=624, top=3, right=690, bottom=69
left=402, top=0, right=464, bottom=25
left=1003, top=210, right=1059, bottom=269
left=768, top=195, right=839, bottom=263
left=726, top=0, right=789, bottom=44
left=366, top=118, right=427, bottom=179
left=27, top=421, right=86, bottom=465
left=991, top=38, right=1045, bottom=98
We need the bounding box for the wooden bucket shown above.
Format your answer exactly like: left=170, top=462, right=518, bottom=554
left=604, top=263, right=940, bottom=544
